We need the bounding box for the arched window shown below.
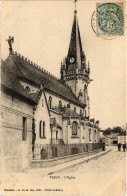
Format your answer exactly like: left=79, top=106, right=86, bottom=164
left=89, top=129, right=91, bottom=141
left=48, top=96, right=52, bottom=109
left=39, top=120, right=42, bottom=138
left=39, top=121, right=46, bottom=138
left=56, top=130, right=58, bottom=140
left=84, top=85, right=87, bottom=92
left=59, top=100, right=62, bottom=108
left=43, top=121, right=46, bottom=138
left=72, top=121, right=78, bottom=136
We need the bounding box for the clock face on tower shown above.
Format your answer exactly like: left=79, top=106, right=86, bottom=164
left=69, top=57, right=75, bottom=63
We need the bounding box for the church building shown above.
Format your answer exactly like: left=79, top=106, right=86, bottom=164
left=1, top=5, right=103, bottom=171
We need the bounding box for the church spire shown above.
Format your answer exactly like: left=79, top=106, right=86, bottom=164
left=60, top=1, right=90, bottom=109
left=66, top=3, right=86, bottom=71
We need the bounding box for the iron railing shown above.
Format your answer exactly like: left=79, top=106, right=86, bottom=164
left=50, top=139, right=64, bottom=145
left=32, top=142, right=104, bottom=160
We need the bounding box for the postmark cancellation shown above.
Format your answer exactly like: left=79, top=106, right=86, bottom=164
left=96, top=2, right=124, bottom=37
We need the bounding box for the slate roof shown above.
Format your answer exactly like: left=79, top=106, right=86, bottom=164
left=1, top=60, right=37, bottom=104
left=4, top=52, right=85, bottom=108
left=52, top=107, right=80, bottom=118
left=66, top=11, right=85, bottom=71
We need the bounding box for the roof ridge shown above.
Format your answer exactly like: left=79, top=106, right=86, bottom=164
left=13, top=51, right=60, bottom=81
left=12, top=51, right=80, bottom=96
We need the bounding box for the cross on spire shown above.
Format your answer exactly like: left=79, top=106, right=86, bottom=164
left=74, top=0, right=77, bottom=12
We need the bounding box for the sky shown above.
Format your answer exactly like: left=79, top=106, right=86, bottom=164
left=1, top=0, right=126, bottom=129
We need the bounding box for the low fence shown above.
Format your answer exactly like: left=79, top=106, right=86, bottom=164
left=32, top=142, right=104, bottom=160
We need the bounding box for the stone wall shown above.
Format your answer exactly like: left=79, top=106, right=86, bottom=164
left=1, top=91, right=33, bottom=172
left=31, top=144, right=103, bottom=168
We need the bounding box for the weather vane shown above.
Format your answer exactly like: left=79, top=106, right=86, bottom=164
left=6, top=36, right=14, bottom=53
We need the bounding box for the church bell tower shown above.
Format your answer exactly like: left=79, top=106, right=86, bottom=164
left=60, top=4, right=91, bottom=117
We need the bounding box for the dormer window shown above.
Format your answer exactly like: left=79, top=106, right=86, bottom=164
left=25, top=86, right=30, bottom=92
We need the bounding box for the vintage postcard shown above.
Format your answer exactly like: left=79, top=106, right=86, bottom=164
left=1, top=0, right=126, bottom=195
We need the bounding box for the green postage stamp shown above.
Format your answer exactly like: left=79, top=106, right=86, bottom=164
left=96, top=3, right=124, bottom=36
